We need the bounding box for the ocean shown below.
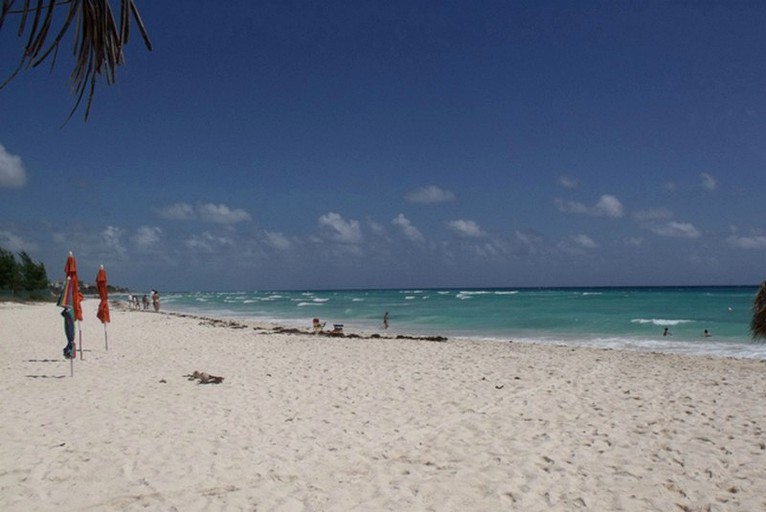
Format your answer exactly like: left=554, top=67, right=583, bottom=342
left=153, top=286, right=766, bottom=360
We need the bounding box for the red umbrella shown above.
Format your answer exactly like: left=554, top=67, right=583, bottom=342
left=96, top=265, right=110, bottom=350
left=64, top=252, right=84, bottom=359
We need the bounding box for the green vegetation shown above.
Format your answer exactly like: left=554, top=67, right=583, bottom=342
left=0, top=248, right=50, bottom=300
left=752, top=281, right=766, bottom=341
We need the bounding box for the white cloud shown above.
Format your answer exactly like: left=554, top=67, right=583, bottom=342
left=102, top=226, right=127, bottom=256
left=634, top=208, right=701, bottom=239
left=198, top=203, right=251, bottom=224
left=555, top=198, right=589, bottom=215
left=700, top=172, right=717, bottom=191
left=0, top=144, right=27, bottom=188
left=157, top=202, right=251, bottom=224
left=514, top=229, right=544, bottom=255
left=406, top=185, right=456, bottom=204
left=624, top=237, right=643, bottom=247
left=446, top=219, right=485, bottom=238
left=558, top=234, right=598, bottom=254
left=557, top=175, right=579, bottom=189
left=264, top=231, right=291, bottom=250
left=367, top=220, right=387, bottom=237
left=476, top=243, right=499, bottom=257
left=318, top=212, right=362, bottom=243
left=726, top=234, right=766, bottom=249
left=555, top=194, right=624, bottom=218
left=470, top=239, right=512, bottom=258
left=0, top=230, right=35, bottom=252
left=132, top=226, right=162, bottom=248
left=392, top=214, right=425, bottom=243
left=595, top=195, right=624, bottom=217
left=633, top=208, right=673, bottom=222
left=185, top=232, right=236, bottom=252
left=648, top=221, right=701, bottom=238
left=573, top=234, right=598, bottom=249
left=158, top=202, right=195, bottom=220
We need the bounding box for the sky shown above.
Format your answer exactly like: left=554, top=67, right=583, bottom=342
left=1, top=1, right=765, bottom=291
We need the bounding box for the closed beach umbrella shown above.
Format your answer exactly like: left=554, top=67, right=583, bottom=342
left=64, top=252, right=83, bottom=322
left=96, top=265, right=110, bottom=350
left=62, top=307, right=76, bottom=357
left=64, top=252, right=84, bottom=359
left=57, top=277, right=76, bottom=377
left=56, top=275, right=74, bottom=309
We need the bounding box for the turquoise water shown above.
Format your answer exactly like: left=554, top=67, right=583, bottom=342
left=155, top=286, right=766, bottom=359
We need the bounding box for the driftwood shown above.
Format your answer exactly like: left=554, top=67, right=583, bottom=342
left=185, top=371, right=224, bottom=384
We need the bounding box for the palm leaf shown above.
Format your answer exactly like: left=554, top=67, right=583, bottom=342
left=751, top=281, right=766, bottom=341
left=0, top=0, right=152, bottom=121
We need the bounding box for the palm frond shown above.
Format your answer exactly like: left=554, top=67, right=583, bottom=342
left=751, top=281, right=766, bottom=341
left=0, top=0, right=152, bottom=121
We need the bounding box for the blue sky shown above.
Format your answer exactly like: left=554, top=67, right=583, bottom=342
left=1, top=1, right=765, bottom=291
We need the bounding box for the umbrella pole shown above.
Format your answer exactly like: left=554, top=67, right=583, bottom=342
left=78, top=321, right=83, bottom=360
left=104, top=324, right=108, bottom=351
left=70, top=356, right=74, bottom=377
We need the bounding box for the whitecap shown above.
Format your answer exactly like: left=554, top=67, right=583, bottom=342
left=631, top=318, right=694, bottom=326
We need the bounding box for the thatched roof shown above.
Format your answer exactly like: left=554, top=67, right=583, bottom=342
left=1, top=0, right=152, bottom=120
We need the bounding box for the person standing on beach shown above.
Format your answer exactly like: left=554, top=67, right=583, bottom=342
left=383, top=311, right=389, bottom=329
left=152, top=290, right=160, bottom=312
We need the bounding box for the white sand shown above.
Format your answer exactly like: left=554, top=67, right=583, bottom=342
left=1, top=300, right=765, bottom=511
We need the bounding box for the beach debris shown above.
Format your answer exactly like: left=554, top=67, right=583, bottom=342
left=199, top=318, right=248, bottom=329
left=185, top=371, right=224, bottom=384
left=395, top=334, right=447, bottom=342
left=273, top=326, right=307, bottom=335
left=173, top=311, right=449, bottom=342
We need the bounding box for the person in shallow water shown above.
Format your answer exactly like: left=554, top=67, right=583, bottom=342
left=663, top=327, right=671, bottom=336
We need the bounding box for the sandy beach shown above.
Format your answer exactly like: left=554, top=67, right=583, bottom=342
left=1, top=300, right=765, bottom=511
